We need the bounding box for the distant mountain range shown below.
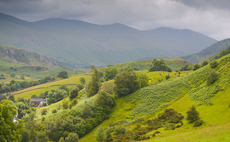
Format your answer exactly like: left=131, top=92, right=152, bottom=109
left=0, top=13, right=217, bottom=69
left=181, top=38, right=230, bottom=63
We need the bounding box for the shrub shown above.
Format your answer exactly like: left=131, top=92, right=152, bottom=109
left=69, top=86, right=79, bottom=100
left=52, top=109, right=57, bottom=113
left=41, top=109, right=47, bottom=115
left=210, top=60, right=218, bottom=68
left=186, top=106, right=200, bottom=123
left=193, top=64, right=200, bottom=71
left=165, top=74, right=170, bottom=80
left=201, top=60, right=208, bottom=67
left=207, top=70, right=218, bottom=86
left=194, top=119, right=203, bottom=127
left=57, top=71, right=68, bottom=79
left=80, top=77, right=86, bottom=85
left=164, top=123, right=176, bottom=130
left=115, top=126, right=126, bottom=135
left=65, top=132, right=79, bottom=142
left=62, top=100, right=68, bottom=109
left=77, top=84, right=84, bottom=91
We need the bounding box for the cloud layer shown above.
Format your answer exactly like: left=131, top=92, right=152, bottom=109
left=0, top=0, right=230, bottom=40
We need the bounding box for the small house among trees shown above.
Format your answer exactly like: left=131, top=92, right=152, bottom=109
left=29, top=98, right=48, bottom=107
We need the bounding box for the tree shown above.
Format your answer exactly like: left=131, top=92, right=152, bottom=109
left=8, top=95, right=15, bottom=102
left=80, top=77, right=86, bottom=85
left=95, top=127, right=106, bottom=142
left=149, top=58, right=172, bottom=72
left=114, top=71, right=140, bottom=97
left=186, top=106, right=200, bottom=123
left=87, top=69, right=100, bottom=97
left=193, top=64, right=200, bottom=71
left=104, top=66, right=118, bottom=81
left=57, top=71, right=68, bottom=79
left=69, top=86, right=79, bottom=100
left=20, top=131, right=29, bottom=142
left=210, top=60, right=218, bottom=68
left=201, top=60, right=208, bottom=67
left=58, top=137, right=65, bottom=142
left=41, top=108, right=47, bottom=115
left=62, top=100, right=69, bottom=109
left=47, top=89, right=67, bottom=104
left=0, top=100, right=22, bottom=141
left=65, top=132, right=79, bottom=142
left=21, top=75, right=25, bottom=80
left=10, top=73, right=16, bottom=78
left=138, top=74, right=149, bottom=88
left=207, top=70, right=218, bottom=86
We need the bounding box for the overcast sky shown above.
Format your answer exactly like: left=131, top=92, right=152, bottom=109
left=0, top=0, right=230, bottom=40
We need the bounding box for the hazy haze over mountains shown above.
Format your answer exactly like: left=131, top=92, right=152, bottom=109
left=0, top=13, right=217, bottom=69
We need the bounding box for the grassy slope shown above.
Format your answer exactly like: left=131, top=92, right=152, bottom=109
left=80, top=55, right=230, bottom=142
left=115, top=58, right=192, bottom=71
left=12, top=73, right=91, bottom=100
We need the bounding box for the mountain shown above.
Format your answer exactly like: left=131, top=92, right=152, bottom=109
left=181, top=38, right=230, bottom=63
left=0, top=13, right=217, bottom=69
left=0, top=45, right=63, bottom=78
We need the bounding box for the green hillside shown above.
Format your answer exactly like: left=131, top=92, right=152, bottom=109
left=80, top=53, right=230, bottom=142
left=0, top=45, right=63, bottom=79
left=115, top=58, right=192, bottom=71
left=182, top=38, right=230, bottom=63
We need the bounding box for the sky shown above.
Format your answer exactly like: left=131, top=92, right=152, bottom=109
left=0, top=0, right=230, bottom=40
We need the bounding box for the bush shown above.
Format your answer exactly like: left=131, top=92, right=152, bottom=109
left=210, top=60, right=218, bottom=68
left=149, top=58, right=172, bottom=72
left=207, top=70, right=218, bottom=86
left=201, top=60, right=208, bottom=67
left=193, top=64, right=200, bottom=71
left=80, top=77, right=86, bottom=85
left=65, top=132, right=79, bottom=142
left=194, top=119, right=203, bottom=127
left=186, top=106, right=200, bottom=123
left=165, top=74, right=170, bottom=80
left=62, top=100, right=69, bottom=109
left=114, top=71, right=140, bottom=97
left=115, top=126, right=126, bottom=135
left=41, top=109, right=47, bottom=115
left=77, top=84, right=84, bottom=91
left=69, top=86, right=79, bottom=100
left=52, top=109, right=57, bottom=113
left=57, top=71, right=68, bottom=79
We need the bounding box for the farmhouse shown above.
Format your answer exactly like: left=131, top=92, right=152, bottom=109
left=29, top=98, right=48, bottom=107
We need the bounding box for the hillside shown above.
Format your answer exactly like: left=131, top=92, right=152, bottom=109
left=0, top=13, right=216, bottom=69
left=80, top=53, right=230, bottom=142
left=0, top=45, right=63, bottom=78
left=182, top=38, right=230, bottom=63
left=115, top=58, right=192, bottom=71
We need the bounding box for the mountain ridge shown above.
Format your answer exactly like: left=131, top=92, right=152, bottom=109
left=0, top=12, right=217, bottom=69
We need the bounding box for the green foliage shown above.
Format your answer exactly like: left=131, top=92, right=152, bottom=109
left=77, top=84, right=84, bottom=91
left=210, top=60, right=218, bottom=68
left=138, top=74, right=149, bottom=88
left=114, top=71, right=140, bottom=97
left=10, top=73, right=16, bottom=78
left=95, top=127, right=106, bottom=142
left=180, top=64, right=192, bottom=71
left=194, top=119, right=204, bottom=127
left=52, top=109, right=57, bottom=114
left=41, top=108, right=47, bottom=115
left=58, top=137, right=65, bottom=142
left=193, top=64, right=200, bottom=71
left=0, top=100, right=22, bottom=142
left=149, top=58, right=172, bottom=72
left=207, top=70, right=218, bottom=86
left=115, top=126, right=126, bottom=135
left=165, top=74, right=170, bottom=80
left=20, top=131, right=29, bottom=142
left=186, top=106, right=200, bottom=123
left=69, top=86, right=79, bottom=100
left=8, top=94, right=15, bottom=102
left=104, top=66, right=118, bottom=81
left=62, top=100, right=69, bottom=109
left=201, top=60, right=209, bottom=67
left=57, top=71, right=68, bottom=79
left=65, top=132, right=79, bottom=142
left=80, top=77, right=86, bottom=85
left=47, top=89, right=67, bottom=104
left=87, top=69, right=100, bottom=97
left=59, top=85, right=69, bottom=93
left=218, top=46, right=230, bottom=58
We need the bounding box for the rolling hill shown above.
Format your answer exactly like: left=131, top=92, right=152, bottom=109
left=0, top=45, right=63, bottom=78
left=181, top=38, right=230, bottom=63
left=0, top=13, right=216, bottom=69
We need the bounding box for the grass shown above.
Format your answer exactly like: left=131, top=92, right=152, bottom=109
left=80, top=54, right=230, bottom=142
left=13, top=73, right=91, bottom=100
left=114, top=58, right=192, bottom=71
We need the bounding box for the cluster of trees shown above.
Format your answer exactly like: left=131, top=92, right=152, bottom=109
left=149, top=58, right=172, bottom=72
left=0, top=76, right=55, bottom=94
